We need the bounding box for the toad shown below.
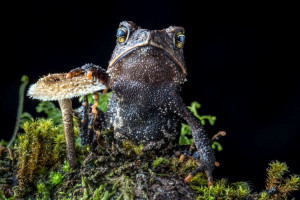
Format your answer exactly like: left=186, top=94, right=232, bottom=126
left=68, top=21, right=215, bottom=186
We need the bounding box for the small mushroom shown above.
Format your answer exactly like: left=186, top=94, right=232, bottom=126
left=27, top=73, right=106, bottom=168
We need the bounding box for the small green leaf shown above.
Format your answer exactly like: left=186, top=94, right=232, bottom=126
left=212, top=142, right=223, bottom=152
left=181, top=123, right=192, bottom=136
left=179, top=135, right=193, bottom=145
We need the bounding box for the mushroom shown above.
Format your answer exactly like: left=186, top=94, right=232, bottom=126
left=27, top=73, right=106, bottom=168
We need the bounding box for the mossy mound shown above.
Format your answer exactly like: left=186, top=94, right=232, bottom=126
left=0, top=119, right=299, bottom=199
left=0, top=78, right=299, bottom=199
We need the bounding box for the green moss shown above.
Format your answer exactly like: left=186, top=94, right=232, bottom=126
left=10, top=121, right=299, bottom=199
left=93, top=184, right=108, bottom=200
left=16, top=119, right=66, bottom=195
left=170, top=157, right=198, bottom=177
left=101, top=191, right=110, bottom=200
left=190, top=173, right=209, bottom=186
left=36, top=182, right=50, bottom=200
left=108, top=175, right=135, bottom=200
left=50, top=171, right=64, bottom=186
left=0, top=140, right=8, bottom=147
left=101, top=129, right=114, bottom=146
left=264, top=160, right=300, bottom=199
left=191, top=177, right=250, bottom=199
left=267, top=160, right=289, bottom=184
left=62, top=160, right=70, bottom=173
left=122, top=140, right=144, bottom=156
left=0, top=188, right=17, bottom=200
left=152, top=157, right=170, bottom=168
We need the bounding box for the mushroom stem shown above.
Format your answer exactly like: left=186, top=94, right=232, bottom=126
left=58, top=99, right=77, bottom=169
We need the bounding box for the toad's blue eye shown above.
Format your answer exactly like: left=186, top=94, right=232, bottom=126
left=174, top=32, right=185, bottom=49
left=116, top=26, right=129, bottom=44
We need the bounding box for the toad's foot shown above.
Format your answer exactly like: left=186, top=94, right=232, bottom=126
left=175, top=147, right=219, bottom=187
left=183, top=151, right=220, bottom=187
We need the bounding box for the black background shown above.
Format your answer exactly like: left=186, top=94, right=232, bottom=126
left=1, top=1, right=299, bottom=197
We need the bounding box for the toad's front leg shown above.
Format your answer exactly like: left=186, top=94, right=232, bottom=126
left=66, top=63, right=109, bottom=86
left=67, top=63, right=109, bottom=117
left=171, top=93, right=215, bottom=187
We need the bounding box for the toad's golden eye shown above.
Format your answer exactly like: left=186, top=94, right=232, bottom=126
left=174, top=32, right=185, bottom=49
left=116, top=26, right=129, bottom=44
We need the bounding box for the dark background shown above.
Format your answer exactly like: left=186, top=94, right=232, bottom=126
left=1, top=1, right=299, bottom=197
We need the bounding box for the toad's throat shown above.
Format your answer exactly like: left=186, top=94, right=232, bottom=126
left=108, top=45, right=186, bottom=74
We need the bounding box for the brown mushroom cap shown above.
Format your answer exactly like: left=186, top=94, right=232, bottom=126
left=27, top=73, right=106, bottom=101
left=27, top=72, right=106, bottom=169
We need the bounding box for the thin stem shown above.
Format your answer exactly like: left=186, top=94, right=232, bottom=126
left=8, top=75, right=29, bottom=148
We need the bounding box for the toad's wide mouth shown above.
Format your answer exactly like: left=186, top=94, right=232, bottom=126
left=108, top=44, right=187, bottom=74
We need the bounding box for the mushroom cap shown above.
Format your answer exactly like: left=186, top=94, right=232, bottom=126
left=27, top=73, right=107, bottom=101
